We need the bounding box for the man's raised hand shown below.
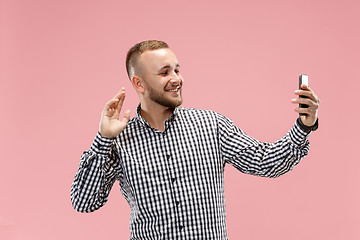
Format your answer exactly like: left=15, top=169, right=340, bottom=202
left=99, top=88, right=131, bottom=139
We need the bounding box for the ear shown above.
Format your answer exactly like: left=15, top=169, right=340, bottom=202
left=132, top=76, right=145, bottom=94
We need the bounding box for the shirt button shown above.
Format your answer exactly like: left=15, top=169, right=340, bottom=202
left=171, top=177, right=176, bottom=183
left=176, top=201, right=180, bottom=206
left=167, top=155, right=171, bottom=160
left=179, top=225, right=184, bottom=230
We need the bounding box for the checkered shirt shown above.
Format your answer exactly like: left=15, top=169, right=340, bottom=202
left=71, top=105, right=311, bottom=239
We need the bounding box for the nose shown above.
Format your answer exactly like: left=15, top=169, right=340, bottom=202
left=169, top=71, right=183, bottom=86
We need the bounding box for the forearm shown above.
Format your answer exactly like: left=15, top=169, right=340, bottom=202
left=223, top=119, right=311, bottom=178
left=256, top=120, right=310, bottom=178
left=70, top=133, right=118, bottom=212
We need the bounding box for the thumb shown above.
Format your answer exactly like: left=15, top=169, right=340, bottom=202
left=301, top=84, right=309, bottom=90
left=121, top=110, right=131, bottom=125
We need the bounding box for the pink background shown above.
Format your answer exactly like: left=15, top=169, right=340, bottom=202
left=1, top=0, right=359, bottom=239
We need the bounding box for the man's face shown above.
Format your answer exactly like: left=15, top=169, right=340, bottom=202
left=138, top=48, right=183, bottom=109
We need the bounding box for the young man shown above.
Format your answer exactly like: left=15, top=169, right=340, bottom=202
left=71, top=40, right=319, bottom=239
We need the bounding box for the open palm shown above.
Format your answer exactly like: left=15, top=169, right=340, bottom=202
left=99, top=88, right=131, bottom=139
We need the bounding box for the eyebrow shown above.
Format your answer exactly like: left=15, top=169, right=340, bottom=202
left=158, top=64, right=180, bottom=71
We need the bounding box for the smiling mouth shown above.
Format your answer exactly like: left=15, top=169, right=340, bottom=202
left=166, top=86, right=181, bottom=92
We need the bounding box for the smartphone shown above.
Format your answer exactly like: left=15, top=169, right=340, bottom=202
left=299, top=74, right=309, bottom=116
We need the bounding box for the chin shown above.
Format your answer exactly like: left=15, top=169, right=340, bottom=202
left=167, top=99, right=183, bottom=108
left=148, top=90, right=183, bottom=108
left=161, top=97, right=183, bottom=109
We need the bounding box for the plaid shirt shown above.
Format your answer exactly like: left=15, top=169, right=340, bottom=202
left=71, top=105, right=311, bottom=239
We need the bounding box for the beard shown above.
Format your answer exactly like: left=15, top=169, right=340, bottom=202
left=145, top=81, right=183, bottom=109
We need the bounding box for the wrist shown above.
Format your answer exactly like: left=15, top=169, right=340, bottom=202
left=98, top=130, right=115, bottom=139
left=90, top=132, right=114, bottom=155
left=296, top=117, right=319, bottom=132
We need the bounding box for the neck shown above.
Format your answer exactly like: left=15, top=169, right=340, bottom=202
left=139, top=100, right=174, bottom=132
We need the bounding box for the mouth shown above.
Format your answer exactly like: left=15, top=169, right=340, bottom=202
left=166, top=86, right=181, bottom=93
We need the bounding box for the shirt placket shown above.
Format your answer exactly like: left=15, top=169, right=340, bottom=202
left=161, top=120, right=185, bottom=239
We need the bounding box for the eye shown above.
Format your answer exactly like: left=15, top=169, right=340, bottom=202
left=160, top=70, right=169, bottom=76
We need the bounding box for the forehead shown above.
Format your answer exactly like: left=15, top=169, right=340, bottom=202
left=139, top=48, right=179, bottom=70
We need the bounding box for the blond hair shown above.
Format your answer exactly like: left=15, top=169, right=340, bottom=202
left=126, top=40, right=169, bottom=80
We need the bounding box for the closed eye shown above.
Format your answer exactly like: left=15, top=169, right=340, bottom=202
left=159, top=69, right=180, bottom=76
left=160, top=71, right=169, bottom=76
left=158, top=64, right=180, bottom=76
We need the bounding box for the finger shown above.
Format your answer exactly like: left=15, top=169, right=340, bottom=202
left=291, top=98, right=317, bottom=107
left=121, top=109, right=131, bottom=125
left=311, top=91, right=320, bottom=104
left=294, top=89, right=317, bottom=102
left=295, top=87, right=313, bottom=96
left=102, top=98, right=120, bottom=117
left=104, top=98, right=119, bottom=110
left=294, top=107, right=311, bottom=114
left=114, top=90, right=126, bottom=118
left=112, top=87, right=125, bottom=100
left=301, top=84, right=312, bottom=91
left=104, top=88, right=125, bottom=110
left=299, top=85, right=321, bottom=103
left=299, top=93, right=320, bottom=106
left=294, top=106, right=317, bottom=114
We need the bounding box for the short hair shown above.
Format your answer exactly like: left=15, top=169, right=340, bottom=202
left=126, top=40, right=169, bottom=80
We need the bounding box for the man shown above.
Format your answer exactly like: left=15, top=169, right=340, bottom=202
left=71, top=40, right=319, bottom=239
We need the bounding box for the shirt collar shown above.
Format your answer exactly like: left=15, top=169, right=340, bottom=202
left=135, top=104, right=179, bottom=128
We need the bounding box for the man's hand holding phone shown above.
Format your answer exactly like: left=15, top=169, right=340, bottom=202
left=291, top=75, right=320, bottom=127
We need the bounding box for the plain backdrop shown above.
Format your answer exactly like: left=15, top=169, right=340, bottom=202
left=1, top=0, right=359, bottom=239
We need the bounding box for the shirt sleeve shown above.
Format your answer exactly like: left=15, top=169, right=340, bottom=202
left=70, top=132, right=122, bottom=212
left=217, top=114, right=311, bottom=178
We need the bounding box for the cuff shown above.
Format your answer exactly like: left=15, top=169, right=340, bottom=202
left=289, top=119, right=311, bottom=146
left=90, top=132, right=114, bottom=156
left=296, top=117, right=319, bottom=133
